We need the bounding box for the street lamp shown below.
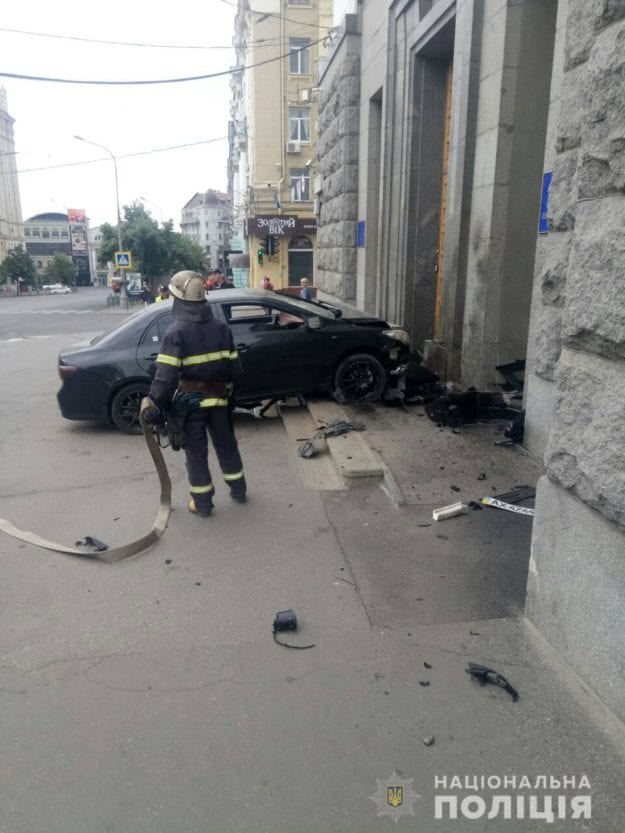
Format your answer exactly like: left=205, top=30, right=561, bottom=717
left=73, top=135, right=126, bottom=304
left=139, top=196, right=163, bottom=224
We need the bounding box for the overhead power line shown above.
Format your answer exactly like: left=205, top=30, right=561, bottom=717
left=0, top=137, right=229, bottom=177
left=0, top=24, right=314, bottom=51
left=0, top=35, right=329, bottom=85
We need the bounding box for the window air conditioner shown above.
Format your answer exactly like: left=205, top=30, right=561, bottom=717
left=300, top=89, right=311, bottom=103
left=287, top=141, right=301, bottom=154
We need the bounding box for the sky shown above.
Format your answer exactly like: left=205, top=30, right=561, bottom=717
left=0, top=0, right=238, bottom=231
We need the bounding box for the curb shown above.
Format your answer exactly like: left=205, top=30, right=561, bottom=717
left=305, top=399, right=405, bottom=505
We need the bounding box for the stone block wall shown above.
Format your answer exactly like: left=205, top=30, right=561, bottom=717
left=526, top=0, right=625, bottom=723
left=316, top=20, right=361, bottom=302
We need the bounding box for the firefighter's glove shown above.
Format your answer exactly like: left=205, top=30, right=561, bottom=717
left=142, top=399, right=165, bottom=426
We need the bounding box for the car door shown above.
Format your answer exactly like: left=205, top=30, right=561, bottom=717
left=220, top=300, right=327, bottom=399
left=136, top=311, right=173, bottom=376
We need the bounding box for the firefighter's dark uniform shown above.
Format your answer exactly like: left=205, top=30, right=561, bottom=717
left=149, top=298, right=246, bottom=514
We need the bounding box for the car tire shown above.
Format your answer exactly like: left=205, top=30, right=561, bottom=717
left=333, top=353, right=387, bottom=402
left=110, top=382, right=150, bottom=434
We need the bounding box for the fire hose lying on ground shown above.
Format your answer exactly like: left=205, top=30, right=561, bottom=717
left=0, top=398, right=171, bottom=562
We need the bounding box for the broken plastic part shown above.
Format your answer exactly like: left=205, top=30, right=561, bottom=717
left=466, top=662, right=519, bottom=702
left=433, top=502, right=469, bottom=521
left=75, top=536, right=109, bottom=552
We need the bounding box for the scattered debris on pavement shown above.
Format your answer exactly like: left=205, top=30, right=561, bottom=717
left=272, top=609, right=315, bottom=650
left=425, top=385, right=525, bottom=444
left=298, top=418, right=365, bottom=458
left=481, top=497, right=534, bottom=516
left=419, top=681, right=431, bottom=687
left=422, top=736, right=436, bottom=747
left=466, top=662, right=519, bottom=702
left=75, top=535, right=108, bottom=552
left=492, top=486, right=535, bottom=504
left=424, top=662, right=432, bottom=669
left=433, top=502, right=469, bottom=521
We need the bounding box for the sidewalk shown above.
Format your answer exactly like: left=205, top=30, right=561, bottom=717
left=281, top=396, right=625, bottom=830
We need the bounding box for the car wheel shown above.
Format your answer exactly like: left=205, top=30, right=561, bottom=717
left=333, top=353, right=387, bottom=402
left=110, top=382, right=150, bottom=434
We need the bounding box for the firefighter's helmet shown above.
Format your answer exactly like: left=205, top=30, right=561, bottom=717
left=168, top=271, right=206, bottom=302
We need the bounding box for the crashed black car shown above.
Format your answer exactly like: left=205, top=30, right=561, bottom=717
left=57, top=288, right=412, bottom=433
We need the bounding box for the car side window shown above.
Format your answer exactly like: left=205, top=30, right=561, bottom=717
left=270, top=306, right=305, bottom=329
left=225, top=304, right=274, bottom=331
left=139, top=314, right=172, bottom=346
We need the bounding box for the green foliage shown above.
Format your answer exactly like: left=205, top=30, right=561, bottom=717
left=97, top=202, right=207, bottom=278
left=0, top=245, right=37, bottom=285
left=44, top=252, right=76, bottom=284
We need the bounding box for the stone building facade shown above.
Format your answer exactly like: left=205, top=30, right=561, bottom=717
left=316, top=16, right=361, bottom=302
left=525, top=0, right=625, bottom=723
left=316, top=0, right=625, bottom=721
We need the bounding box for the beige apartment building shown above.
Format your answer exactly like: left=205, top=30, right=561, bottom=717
left=229, top=0, right=333, bottom=289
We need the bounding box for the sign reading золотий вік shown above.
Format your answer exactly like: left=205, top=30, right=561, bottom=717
left=246, top=215, right=317, bottom=237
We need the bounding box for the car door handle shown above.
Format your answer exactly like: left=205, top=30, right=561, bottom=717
left=236, top=343, right=249, bottom=352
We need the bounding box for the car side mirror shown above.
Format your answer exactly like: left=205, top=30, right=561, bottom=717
left=307, top=316, right=323, bottom=331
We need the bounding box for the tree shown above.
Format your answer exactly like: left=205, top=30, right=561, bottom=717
left=0, top=245, right=37, bottom=287
left=44, top=253, right=76, bottom=285
left=97, top=203, right=206, bottom=279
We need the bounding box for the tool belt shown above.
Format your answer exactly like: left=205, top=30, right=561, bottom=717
left=178, top=379, right=229, bottom=396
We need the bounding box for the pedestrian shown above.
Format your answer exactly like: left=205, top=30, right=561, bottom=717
left=141, top=282, right=154, bottom=305
left=155, top=285, right=170, bottom=302
left=299, top=277, right=312, bottom=301
left=145, top=271, right=247, bottom=517
left=261, top=276, right=274, bottom=290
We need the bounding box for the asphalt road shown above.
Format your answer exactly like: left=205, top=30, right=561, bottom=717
left=1, top=291, right=624, bottom=832
left=0, top=286, right=135, bottom=340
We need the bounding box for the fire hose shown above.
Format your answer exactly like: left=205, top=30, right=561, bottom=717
left=0, top=398, right=171, bottom=562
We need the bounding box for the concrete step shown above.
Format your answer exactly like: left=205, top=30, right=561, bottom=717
left=305, top=399, right=385, bottom=487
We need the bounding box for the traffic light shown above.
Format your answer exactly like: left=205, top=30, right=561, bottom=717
left=257, top=248, right=264, bottom=265
left=268, top=235, right=280, bottom=256
left=261, top=236, right=270, bottom=255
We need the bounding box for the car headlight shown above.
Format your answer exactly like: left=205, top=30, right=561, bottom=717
left=383, top=328, right=410, bottom=346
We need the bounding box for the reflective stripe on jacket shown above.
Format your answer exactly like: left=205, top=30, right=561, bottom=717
left=149, top=300, right=242, bottom=408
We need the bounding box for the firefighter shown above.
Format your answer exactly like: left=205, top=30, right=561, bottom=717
left=144, top=271, right=247, bottom=517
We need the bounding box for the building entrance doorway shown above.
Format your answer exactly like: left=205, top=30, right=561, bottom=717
left=288, top=236, right=313, bottom=286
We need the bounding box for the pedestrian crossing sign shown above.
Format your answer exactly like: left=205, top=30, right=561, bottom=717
left=114, top=251, right=132, bottom=268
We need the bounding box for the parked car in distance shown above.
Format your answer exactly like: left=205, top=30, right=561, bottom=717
left=49, top=284, right=72, bottom=294
left=57, top=288, right=417, bottom=433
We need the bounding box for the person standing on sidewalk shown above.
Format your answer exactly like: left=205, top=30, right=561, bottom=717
left=145, top=271, right=247, bottom=517
left=299, top=277, right=312, bottom=301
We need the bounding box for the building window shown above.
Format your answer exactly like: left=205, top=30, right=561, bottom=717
left=288, top=0, right=310, bottom=4
left=24, top=229, right=30, bottom=237
left=289, top=38, right=311, bottom=74
left=290, top=168, right=311, bottom=202
left=61, top=231, right=69, bottom=238
left=32, top=228, right=40, bottom=238
left=36, top=260, right=43, bottom=268
left=42, top=230, right=50, bottom=238
left=51, top=230, right=59, bottom=239
left=289, top=107, right=311, bottom=142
